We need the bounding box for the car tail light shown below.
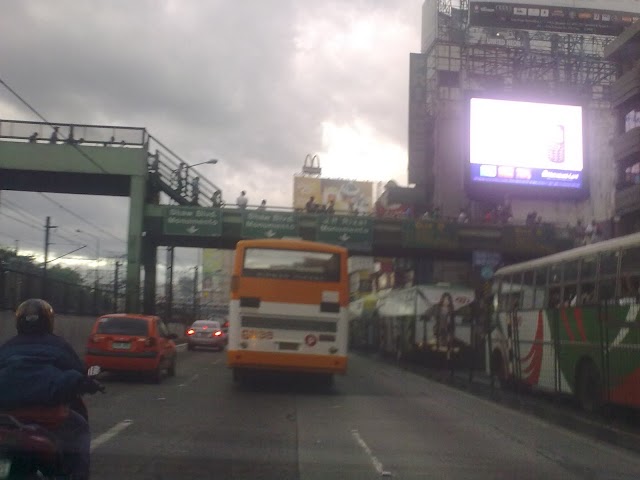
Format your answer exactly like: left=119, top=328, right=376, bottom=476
left=187, top=329, right=195, bottom=335
left=213, top=331, right=222, bottom=337
left=145, top=337, right=157, bottom=347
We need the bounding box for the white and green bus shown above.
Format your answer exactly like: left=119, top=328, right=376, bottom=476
left=488, top=232, right=640, bottom=410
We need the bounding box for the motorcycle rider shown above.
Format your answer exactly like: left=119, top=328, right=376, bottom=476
left=0, top=299, right=101, bottom=479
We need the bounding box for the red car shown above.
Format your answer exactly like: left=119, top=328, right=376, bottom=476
left=85, top=314, right=178, bottom=383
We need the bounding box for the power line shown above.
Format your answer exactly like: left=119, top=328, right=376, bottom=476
left=38, top=193, right=125, bottom=243
left=0, top=75, right=109, bottom=174
left=0, top=208, right=79, bottom=248
left=1, top=197, right=49, bottom=228
left=0, top=211, right=42, bottom=232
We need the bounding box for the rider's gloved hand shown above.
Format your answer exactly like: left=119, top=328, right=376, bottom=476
left=80, top=376, right=105, bottom=394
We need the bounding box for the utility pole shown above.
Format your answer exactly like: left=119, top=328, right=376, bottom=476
left=114, top=261, right=120, bottom=312
left=42, top=216, right=57, bottom=298
left=193, top=265, right=199, bottom=320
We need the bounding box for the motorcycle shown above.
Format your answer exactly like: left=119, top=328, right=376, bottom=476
left=0, top=366, right=104, bottom=479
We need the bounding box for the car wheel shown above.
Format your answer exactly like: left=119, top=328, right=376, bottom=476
left=151, top=362, right=163, bottom=384
left=168, top=356, right=177, bottom=377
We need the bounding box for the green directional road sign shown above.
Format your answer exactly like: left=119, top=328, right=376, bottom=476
left=317, top=215, right=373, bottom=251
left=163, top=207, right=222, bottom=236
left=242, top=211, right=298, bottom=239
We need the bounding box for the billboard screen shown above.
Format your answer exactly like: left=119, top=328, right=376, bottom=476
left=469, top=98, right=584, bottom=191
left=469, top=1, right=640, bottom=36
left=293, top=177, right=373, bottom=214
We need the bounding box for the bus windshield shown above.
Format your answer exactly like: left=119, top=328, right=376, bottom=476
left=242, top=248, right=340, bottom=282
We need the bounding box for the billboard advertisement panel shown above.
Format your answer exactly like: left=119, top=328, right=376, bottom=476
left=469, top=1, right=640, bottom=36
left=293, top=176, right=373, bottom=214
left=469, top=97, right=584, bottom=190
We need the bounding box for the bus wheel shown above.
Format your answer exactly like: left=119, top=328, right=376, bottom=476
left=576, top=359, right=603, bottom=413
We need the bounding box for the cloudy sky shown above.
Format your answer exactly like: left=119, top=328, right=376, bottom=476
left=0, top=0, right=422, bottom=276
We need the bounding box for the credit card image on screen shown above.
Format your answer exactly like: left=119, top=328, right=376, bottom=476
left=469, top=98, right=584, bottom=190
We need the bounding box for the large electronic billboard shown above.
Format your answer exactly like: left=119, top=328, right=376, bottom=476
left=469, top=1, right=640, bottom=36
left=469, top=98, right=584, bottom=192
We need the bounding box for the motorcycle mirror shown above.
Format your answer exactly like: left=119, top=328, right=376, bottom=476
left=87, top=365, right=101, bottom=377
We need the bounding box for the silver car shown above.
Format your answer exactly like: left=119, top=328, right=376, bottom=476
left=187, top=320, right=228, bottom=351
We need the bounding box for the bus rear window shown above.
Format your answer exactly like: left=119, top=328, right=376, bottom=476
left=242, top=248, right=341, bottom=282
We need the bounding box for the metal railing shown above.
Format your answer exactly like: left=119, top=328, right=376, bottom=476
left=147, top=134, right=222, bottom=207
left=0, top=267, right=120, bottom=315
left=0, top=119, right=147, bottom=147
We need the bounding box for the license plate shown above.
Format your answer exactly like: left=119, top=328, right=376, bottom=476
left=197, top=333, right=208, bottom=337
left=112, top=342, right=130, bottom=350
left=0, top=458, right=12, bottom=479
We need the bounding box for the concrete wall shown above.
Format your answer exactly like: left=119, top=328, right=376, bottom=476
left=0, top=311, right=96, bottom=355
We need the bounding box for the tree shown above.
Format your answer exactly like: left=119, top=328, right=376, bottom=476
left=47, top=265, right=85, bottom=285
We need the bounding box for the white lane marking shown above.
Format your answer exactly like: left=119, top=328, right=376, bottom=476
left=350, top=429, right=392, bottom=477
left=176, top=343, right=187, bottom=350
left=90, top=419, right=133, bottom=452
left=178, top=373, right=200, bottom=387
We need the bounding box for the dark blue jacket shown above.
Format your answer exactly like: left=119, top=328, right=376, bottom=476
left=0, top=333, right=86, bottom=410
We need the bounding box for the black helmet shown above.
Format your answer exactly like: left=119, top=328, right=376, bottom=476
left=16, top=299, right=55, bottom=335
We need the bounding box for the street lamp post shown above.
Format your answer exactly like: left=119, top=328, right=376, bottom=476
left=187, top=158, right=218, bottom=172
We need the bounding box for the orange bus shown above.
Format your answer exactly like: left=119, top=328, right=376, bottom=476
left=227, top=239, right=349, bottom=384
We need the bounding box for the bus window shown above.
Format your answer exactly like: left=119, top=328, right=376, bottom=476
left=550, top=264, right=562, bottom=286
left=620, top=247, right=640, bottom=302
left=522, top=271, right=535, bottom=309
left=600, top=250, right=620, bottom=277
left=548, top=287, right=561, bottom=308
left=598, top=278, right=617, bottom=305
left=564, top=284, right=577, bottom=307
left=533, top=267, right=547, bottom=309
left=580, top=283, right=595, bottom=305
left=564, top=260, right=579, bottom=283
left=581, top=256, right=597, bottom=282
left=563, top=260, right=579, bottom=306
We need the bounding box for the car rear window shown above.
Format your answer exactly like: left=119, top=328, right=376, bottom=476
left=193, top=320, right=220, bottom=329
left=96, top=317, right=149, bottom=336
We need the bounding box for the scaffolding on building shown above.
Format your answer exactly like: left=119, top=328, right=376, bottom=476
left=424, top=0, right=619, bottom=115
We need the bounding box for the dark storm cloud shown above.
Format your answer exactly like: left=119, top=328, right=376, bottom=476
left=0, top=0, right=421, bottom=262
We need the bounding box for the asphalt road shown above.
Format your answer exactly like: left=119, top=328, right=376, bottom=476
left=86, top=347, right=640, bottom=479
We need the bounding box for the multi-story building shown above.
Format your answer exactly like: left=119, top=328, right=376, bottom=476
left=605, top=20, right=640, bottom=235
left=409, top=1, right=640, bottom=233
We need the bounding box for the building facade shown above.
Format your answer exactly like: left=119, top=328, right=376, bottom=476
left=605, top=20, right=640, bottom=235
left=409, top=1, right=640, bottom=231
